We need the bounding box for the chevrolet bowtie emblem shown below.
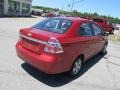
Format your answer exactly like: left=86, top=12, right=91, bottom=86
left=28, top=33, right=32, bottom=36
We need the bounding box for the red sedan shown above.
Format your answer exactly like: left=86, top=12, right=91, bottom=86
left=16, top=17, right=108, bottom=76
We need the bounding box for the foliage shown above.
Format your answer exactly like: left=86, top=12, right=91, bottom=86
left=32, top=6, right=59, bottom=12
left=32, top=6, right=120, bottom=24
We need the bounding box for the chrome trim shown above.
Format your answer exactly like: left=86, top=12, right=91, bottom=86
left=20, top=34, right=47, bottom=45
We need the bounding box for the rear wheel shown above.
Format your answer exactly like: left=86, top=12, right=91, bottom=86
left=69, top=57, right=82, bottom=76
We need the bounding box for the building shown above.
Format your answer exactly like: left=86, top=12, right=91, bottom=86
left=0, top=0, right=32, bottom=16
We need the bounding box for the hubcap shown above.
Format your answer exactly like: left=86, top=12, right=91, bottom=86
left=72, top=59, right=82, bottom=75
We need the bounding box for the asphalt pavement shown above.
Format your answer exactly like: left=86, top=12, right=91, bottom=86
left=0, top=17, right=120, bottom=90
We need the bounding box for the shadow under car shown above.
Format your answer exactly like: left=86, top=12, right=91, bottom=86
left=21, top=53, right=107, bottom=87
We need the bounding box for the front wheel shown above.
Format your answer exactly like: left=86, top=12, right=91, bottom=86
left=101, top=44, right=107, bottom=54
left=69, top=58, right=82, bottom=77
left=109, top=29, right=114, bottom=34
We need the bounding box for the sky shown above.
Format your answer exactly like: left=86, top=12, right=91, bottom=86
left=32, top=0, right=120, bottom=18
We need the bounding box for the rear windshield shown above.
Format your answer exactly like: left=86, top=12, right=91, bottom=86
left=32, top=18, right=72, bottom=34
left=93, top=19, right=104, bottom=23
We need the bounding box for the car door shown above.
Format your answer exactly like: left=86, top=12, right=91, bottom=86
left=91, top=22, right=106, bottom=53
left=77, top=22, right=97, bottom=60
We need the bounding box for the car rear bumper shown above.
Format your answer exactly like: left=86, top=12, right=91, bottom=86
left=16, top=42, right=67, bottom=74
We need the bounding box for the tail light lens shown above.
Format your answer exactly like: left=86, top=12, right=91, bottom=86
left=44, top=37, right=63, bottom=54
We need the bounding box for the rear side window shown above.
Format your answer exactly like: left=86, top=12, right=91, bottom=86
left=92, top=23, right=103, bottom=35
left=32, top=18, right=72, bottom=34
left=79, top=23, right=93, bottom=36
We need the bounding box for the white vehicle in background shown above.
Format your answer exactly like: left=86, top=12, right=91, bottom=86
left=115, top=24, right=120, bottom=30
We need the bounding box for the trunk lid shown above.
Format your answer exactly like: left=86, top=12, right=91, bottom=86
left=20, top=28, right=61, bottom=54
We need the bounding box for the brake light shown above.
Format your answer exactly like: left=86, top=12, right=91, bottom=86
left=44, top=37, right=63, bottom=54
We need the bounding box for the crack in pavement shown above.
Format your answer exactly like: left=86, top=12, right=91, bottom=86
left=105, top=54, right=120, bottom=59
left=107, top=61, right=120, bottom=67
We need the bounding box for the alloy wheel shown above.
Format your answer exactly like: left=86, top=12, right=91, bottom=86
left=70, top=58, right=82, bottom=76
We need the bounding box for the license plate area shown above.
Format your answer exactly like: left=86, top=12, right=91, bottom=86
left=21, top=37, right=41, bottom=54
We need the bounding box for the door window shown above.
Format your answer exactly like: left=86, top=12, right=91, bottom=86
left=92, top=23, right=103, bottom=35
left=79, top=23, right=93, bottom=36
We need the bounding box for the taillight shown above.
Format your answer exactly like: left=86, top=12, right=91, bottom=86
left=44, top=37, right=63, bottom=54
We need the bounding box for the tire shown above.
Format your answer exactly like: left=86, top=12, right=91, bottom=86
left=101, top=44, right=107, bottom=54
left=69, top=57, right=83, bottom=77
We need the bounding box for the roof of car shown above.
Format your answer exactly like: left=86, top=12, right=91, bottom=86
left=53, top=17, right=90, bottom=22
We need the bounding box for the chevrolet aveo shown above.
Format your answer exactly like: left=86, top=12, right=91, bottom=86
left=16, top=17, right=108, bottom=76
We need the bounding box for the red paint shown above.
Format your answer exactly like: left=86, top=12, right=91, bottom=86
left=92, top=18, right=114, bottom=33
left=16, top=17, right=108, bottom=74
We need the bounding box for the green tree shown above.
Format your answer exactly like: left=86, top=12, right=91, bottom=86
left=32, top=5, right=120, bottom=24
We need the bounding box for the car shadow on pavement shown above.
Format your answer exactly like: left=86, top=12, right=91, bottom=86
left=21, top=53, right=107, bottom=87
